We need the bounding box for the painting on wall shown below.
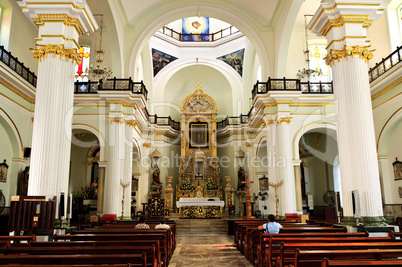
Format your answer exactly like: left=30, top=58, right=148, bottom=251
left=393, top=158, right=402, bottom=180
left=217, top=49, right=245, bottom=76
left=152, top=49, right=178, bottom=76
left=182, top=17, right=210, bottom=41
left=0, top=160, right=8, bottom=183
left=189, top=122, right=209, bottom=148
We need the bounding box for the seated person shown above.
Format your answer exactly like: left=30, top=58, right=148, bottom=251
left=135, top=215, right=150, bottom=229
left=258, top=214, right=282, bottom=234
left=155, top=216, right=170, bottom=229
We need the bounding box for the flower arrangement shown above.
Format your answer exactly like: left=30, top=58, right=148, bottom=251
left=206, top=179, right=218, bottom=190
left=80, top=180, right=98, bottom=199
left=181, top=181, right=195, bottom=190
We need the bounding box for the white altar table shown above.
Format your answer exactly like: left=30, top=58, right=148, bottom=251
left=176, top=197, right=224, bottom=218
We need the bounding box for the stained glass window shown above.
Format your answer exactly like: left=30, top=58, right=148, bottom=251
left=75, top=46, right=90, bottom=82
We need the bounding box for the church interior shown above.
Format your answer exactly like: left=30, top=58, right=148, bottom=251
left=0, top=0, right=402, bottom=265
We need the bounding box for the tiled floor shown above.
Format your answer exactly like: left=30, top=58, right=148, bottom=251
left=169, top=235, right=253, bottom=267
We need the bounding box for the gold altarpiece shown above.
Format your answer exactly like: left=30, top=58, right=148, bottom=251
left=175, top=84, right=223, bottom=211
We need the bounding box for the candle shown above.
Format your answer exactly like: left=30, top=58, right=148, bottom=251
left=67, top=193, right=73, bottom=219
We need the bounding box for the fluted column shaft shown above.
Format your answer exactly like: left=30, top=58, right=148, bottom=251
left=123, top=120, right=135, bottom=217
left=277, top=117, right=297, bottom=216
left=264, top=117, right=277, bottom=214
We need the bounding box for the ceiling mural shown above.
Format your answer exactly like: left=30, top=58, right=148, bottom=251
left=217, top=49, right=245, bottom=76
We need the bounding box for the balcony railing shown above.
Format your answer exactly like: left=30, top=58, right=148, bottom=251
left=217, top=114, right=249, bottom=130
left=158, top=25, right=240, bottom=42
left=252, top=78, right=334, bottom=99
left=149, top=115, right=180, bottom=131
left=0, top=46, right=37, bottom=87
left=369, top=45, right=402, bottom=82
left=74, top=77, right=148, bottom=100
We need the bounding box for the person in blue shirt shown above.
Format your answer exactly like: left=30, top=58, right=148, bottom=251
left=258, top=214, right=282, bottom=234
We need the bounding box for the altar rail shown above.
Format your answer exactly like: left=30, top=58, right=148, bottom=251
left=369, top=45, right=402, bottom=82
left=0, top=45, right=37, bottom=87
left=158, top=25, right=240, bottom=42
left=74, top=78, right=148, bottom=100
left=252, top=78, right=334, bottom=99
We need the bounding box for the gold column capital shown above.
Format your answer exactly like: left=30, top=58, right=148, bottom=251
left=125, top=119, right=138, bottom=128
left=31, top=44, right=81, bottom=64
left=276, top=117, right=292, bottom=125
left=108, top=117, right=125, bottom=124
left=325, top=45, right=374, bottom=66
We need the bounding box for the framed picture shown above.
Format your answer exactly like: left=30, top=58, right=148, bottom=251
left=131, top=177, right=138, bottom=192
left=259, top=175, right=269, bottom=190
left=393, top=158, right=402, bottom=180
left=189, top=122, right=209, bottom=148
left=0, top=160, right=8, bottom=183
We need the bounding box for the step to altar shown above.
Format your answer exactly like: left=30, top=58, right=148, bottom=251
left=175, top=218, right=228, bottom=236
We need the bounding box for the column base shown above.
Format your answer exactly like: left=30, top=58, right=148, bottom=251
left=341, top=216, right=387, bottom=226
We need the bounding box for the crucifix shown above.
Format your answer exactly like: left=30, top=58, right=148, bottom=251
left=268, top=180, right=283, bottom=219
left=76, top=47, right=90, bottom=76
left=241, top=176, right=255, bottom=219
left=120, top=179, right=131, bottom=220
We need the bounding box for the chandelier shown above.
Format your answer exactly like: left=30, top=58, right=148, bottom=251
left=296, top=15, right=322, bottom=81
left=88, top=14, right=112, bottom=80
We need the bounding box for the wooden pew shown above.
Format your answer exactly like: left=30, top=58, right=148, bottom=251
left=0, top=235, right=36, bottom=244
left=3, top=244, right=158, bottom=267
left=388, top=231, right=402, bottom=239
left=295, top=248, right=402, bottom=267
left=70, top=228, right=173, bottom=260
left=54, top=233, right=169, bottom=267
left=28, top=240, right=161, bottom=267
left=0, top=253, right=147, bottom=266
left=275, top=242, right=402, bottom=267
left=322, top=258, right=402, bottom=267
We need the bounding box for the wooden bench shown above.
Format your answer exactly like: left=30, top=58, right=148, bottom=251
left=3, top=244, right=158, bottom=267
left=0, top=253, right=147, bottom=266
left=388, top=231, right=402, bottom=239
left=294, top=248, right=402, bottom=267
left=275, top=242, right=402, bottom=267
left=70, top=228, right=173, bottom=260
left=322, top=258, right=402, bottom=266
left=28, top=239, right=161, bottom=266
left=0, top=235, right=36, bottom=244
left=54, top=233, right=169, bottom=267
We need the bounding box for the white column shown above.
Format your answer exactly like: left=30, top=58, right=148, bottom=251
left=104, top=115, right=125, bottom=216
left=293, top=160, right=303, bottom=212
left=276, top=115, right=296, bottom=216
left=123, top=119, right=135, bottom=218
left=19, top=1, right=97, bottom=198
left=378, top=157, right=391, bottom=204
left=97, top=161, right=107, bottom=214
left=138, top=144, right=151, bottom=213
left=310, top=1, right=387, bottom=225
left=264, top=116, right=277, bottom=215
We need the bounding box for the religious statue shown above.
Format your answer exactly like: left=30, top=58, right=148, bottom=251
left=237, top=165, right=246, bottom=191
left=151, top=164, right=161, bottom=185
left=18, top=166, right=29, bottom=196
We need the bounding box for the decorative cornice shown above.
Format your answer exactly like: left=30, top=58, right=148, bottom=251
left=325, top=45, right=374, bottom=66
left=108, top=117, right=125, bottom=124
left=33, top=14, right=86, bottom=35
left=320, top=15, right=371, bottom=36
left=31, top=44, right=81, bottom=64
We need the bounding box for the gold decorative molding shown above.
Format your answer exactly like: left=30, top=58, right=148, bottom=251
left=107, top=100, right=138, bottom=109
left=276, top=117, right=292, bottom=125
left=326, top=36, right=367, bottom=50
left=36, top=35, right=79, bottom=49
left=320, top=15, right=372, bottom=36
left=125, top=119, right=138, bottom=127
left=31, top=44, right=81, bottom=64
left=325, top=45, right=374, bottom=66
left=143, top=143, right=151, bottom=148
left=263, top=118, right=275, bottom=126
left=33, top=14, right=86, bottom=35
left=180, top=83, right=218, bottom=112
left=289, top=102, right=335, bottom=107
left=108, top=117, right=124, bottom=124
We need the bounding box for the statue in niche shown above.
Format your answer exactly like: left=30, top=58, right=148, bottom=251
left=18, top=166, right=29, bottom=196
left=151, top=164, right=161, bottom=185
left=237, top=165, right=246, bottom=191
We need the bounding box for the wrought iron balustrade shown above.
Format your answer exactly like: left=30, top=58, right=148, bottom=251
left=149, top=115, right=180, bottom=131
left=252, top=77, right=333, bottom=99
left=0, top=45, right=37, bottom=87
left=369, top=45, right=402, bottom=82
left=158, top=25, right=240, bottom=42
left=74, top=77, right=148, bottom=100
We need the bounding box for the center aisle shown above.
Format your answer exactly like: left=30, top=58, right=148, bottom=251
left=168, top=215, right=253, bottom=267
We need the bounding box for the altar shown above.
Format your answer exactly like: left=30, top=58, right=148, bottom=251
left=177, top=197, right=224, bottom=218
